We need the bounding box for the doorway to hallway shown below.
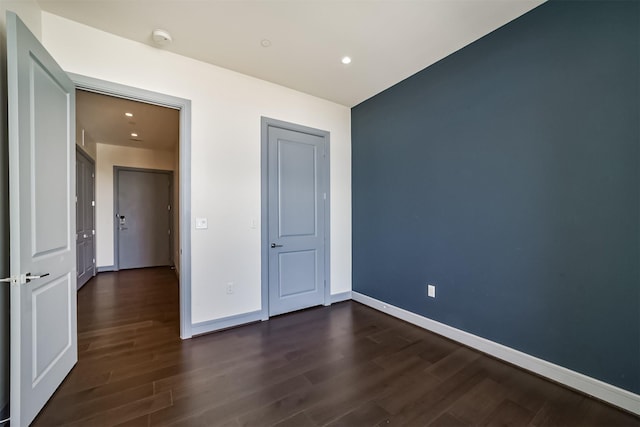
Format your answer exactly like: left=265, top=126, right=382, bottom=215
left=72, top=75, right=193, bottom=339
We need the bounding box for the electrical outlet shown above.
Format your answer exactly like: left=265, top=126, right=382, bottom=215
left=427, top=284, right=436, bottom=298
left=226, top=282, right=234, bottom=294
left=195, top=217, right=208, bottom=229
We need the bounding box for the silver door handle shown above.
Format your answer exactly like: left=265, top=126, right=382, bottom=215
left=270, top=243, right=283, bottom=248
left=26, top=272, right=49, bottom=283
left=83, top=234, right=88, bottom=238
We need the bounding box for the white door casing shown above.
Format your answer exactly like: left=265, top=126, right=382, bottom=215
left=7, top=12, right=78, bottom=427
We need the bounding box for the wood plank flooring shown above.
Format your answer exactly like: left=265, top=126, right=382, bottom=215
left=32, top=268, right=639, bottom=426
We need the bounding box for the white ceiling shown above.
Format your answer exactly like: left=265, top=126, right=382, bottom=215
left=76, top=90, right=179, bottom=151
left=38, top=0, right=545, bottom=107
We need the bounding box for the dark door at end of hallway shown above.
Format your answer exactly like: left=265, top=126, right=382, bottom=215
left=116, top=168, right=172, bottom=270
left=76, top=148, right=95, bottom=289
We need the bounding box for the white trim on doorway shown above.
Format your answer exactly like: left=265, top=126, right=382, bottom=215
left=68, top=73, right=194, bottom=339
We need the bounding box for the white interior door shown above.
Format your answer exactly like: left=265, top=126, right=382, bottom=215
left=6, top=12, right=77, bottom=426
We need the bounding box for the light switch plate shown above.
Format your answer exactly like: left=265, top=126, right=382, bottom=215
left=195, top=217, right=208, bottom=229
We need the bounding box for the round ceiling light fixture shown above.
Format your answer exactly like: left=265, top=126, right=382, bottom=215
left=341, top=56, right=352, bottom=65
left=261, top=39, right=272, bottom=48
left=152, top=29, right=173, bottom=47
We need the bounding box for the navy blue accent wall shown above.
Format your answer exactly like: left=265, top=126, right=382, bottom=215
left=352, top=0, right=639, bottom=393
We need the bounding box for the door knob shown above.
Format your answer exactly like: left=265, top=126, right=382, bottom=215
left=270, top=243, right=283, bottom=248
left=25, top=272, right=50, bottom=283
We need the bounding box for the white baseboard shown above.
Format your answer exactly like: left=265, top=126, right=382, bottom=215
left=191, top=310, right=262, bottom=336
left=352, top=291, right=640, bottom=416
left=330, top=291, right=352, bottom=304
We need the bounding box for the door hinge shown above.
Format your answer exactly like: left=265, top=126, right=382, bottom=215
left=323, top=193, right=326, bottom=200
left=168, top=229, right=171, bottom=235
left=168, top=205, right=171, bottom=211
left=92, top=173, right=95, bottom=178
left=93, top=258, right=96, bottom=264
left=91, top=201, right=95, bottom=207
left=92, top=229, right=96, bottom=235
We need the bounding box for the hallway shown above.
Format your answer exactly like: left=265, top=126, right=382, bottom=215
left=32, top=268, right=638, bottom=426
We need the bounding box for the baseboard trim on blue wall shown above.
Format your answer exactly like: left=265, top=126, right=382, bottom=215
left=330, top=291, right=352, bottom=304
left=191, top=310, right=263, bottom=336
left=352, top=291, right=640, bottom=416
left=96, top=265, right=115, bottom=273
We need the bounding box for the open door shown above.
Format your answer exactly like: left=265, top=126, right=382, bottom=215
left=6, top=12, right=77, bottom=426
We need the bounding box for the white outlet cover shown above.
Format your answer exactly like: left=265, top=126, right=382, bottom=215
left=195, top=217, right=208, bottom=229
left=428, top=285, right=436, bottom=298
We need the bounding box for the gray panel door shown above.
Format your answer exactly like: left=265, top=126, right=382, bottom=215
left=268, top=126, right=326, bottom=316
left=116, top=169, right=172, bottom=270
left=76, top=149, right=95, bottom=289
left=7, top=12, right=78, bottom=427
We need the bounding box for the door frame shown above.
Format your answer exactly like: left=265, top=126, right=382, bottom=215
left=260, top=117, right=331, bottom=320
left=76, top=146, right=96, bottom=289
left=113, top=166, right=174, bottom=271
left=70, top=73, right=194, bottom=339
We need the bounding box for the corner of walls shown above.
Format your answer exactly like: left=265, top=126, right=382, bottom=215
left=1, top=1, right=41, bottom=41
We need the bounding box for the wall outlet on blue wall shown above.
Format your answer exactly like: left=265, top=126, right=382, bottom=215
left=427, top=284, right=436, bottom=298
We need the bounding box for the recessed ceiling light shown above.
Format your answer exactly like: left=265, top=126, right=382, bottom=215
left=261, top=39, right=272, bottom=48
left=131, top=133, right=138, bottom=137
left=125, top=112, right=133, bottom=117
left=341, top=56, right=352, bottom=65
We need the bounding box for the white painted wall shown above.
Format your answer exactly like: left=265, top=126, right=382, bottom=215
left=42, top=12, right=352, bottom=324
left=1, top=1, right=41, bottom=41
left=0, top=2, right=42, bottom=415
left=95, top=143, right=175, bottom=267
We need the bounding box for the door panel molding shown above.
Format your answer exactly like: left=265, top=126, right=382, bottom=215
left=260, top=117, right=331, bottom=320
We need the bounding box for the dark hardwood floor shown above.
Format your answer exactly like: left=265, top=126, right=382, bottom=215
left=32, top=268, right=639, bottom=426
